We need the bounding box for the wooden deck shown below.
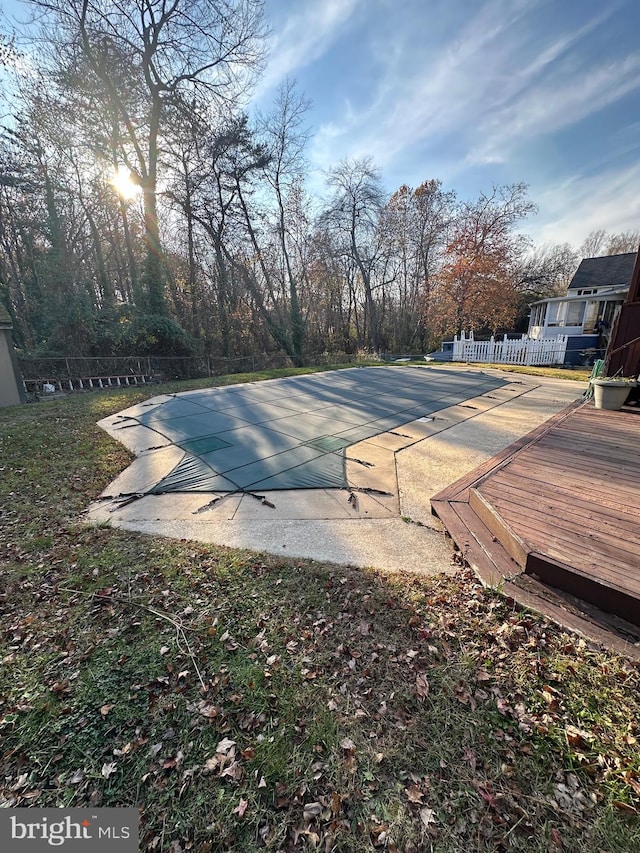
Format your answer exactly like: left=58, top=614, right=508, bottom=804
left=431, top=400, right=640, bottom=657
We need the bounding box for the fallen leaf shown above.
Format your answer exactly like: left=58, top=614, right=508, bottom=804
left=420, top=807, right=436, bottom=827
left=496, top=697, right=510, bottom=716
left=220, top=761, right=243, bottom=782
left=406, top=784, right=424, bottom=803
left=622, top=772, right=640, bottom=797
left=101, top=762, right=117, bottom=779
left=216, top=737, right=236, bottom=755
left=463, top=747, right=476, bottom=773
left=416, top=673, right=429, bottom=700
left=233, top=798, right=248, bottom=818
left=613, top=800, right=637, bottom=814
left=477, top=784, right=498, bottom=808
left=196, top=701, right=220, bottom=719
left=303, top=801, right=323, bottom=821
left=565, top=725, right=594, bottom=748
left=100, top=703, right=115, bottom=717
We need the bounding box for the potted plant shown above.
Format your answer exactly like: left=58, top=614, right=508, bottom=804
left=591, top=376, right=637, bottom=410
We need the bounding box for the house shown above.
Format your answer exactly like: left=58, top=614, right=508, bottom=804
left=527, top=251, right=636, bottom=364
left=428, top=251, right=637, bottom=367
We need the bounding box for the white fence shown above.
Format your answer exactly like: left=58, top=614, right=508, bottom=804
left=452, top=331, right=568, bottom=366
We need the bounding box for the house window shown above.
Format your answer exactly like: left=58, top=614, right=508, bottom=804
left=583, top=301, right=599, bottom=332
left=548, top=300, right=585, bottom=327
left=566, top=301, right=585, bottom=325
left=530, top=304, right=546, bottom=326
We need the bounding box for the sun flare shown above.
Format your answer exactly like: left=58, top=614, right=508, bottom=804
left=110, top=167, right=141, bottom=200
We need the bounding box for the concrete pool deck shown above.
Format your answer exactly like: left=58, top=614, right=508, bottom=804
left=85, top=367, right=585, bottom=576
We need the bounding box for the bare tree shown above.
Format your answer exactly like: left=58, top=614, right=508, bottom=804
left=379, top=179, right=456, bottom=350
left=579, top=228, right=639, bottom=259
left=605, top=230, right=640, bottom=255
left=26, top=0, right=266, bottom=315
left=323, top=157, right=386, bottom=352
left=256, top=80, right=311, bottom=364
left=517, top=242, right=578, bottom=301
left=579, top=228, right=607, bottom=258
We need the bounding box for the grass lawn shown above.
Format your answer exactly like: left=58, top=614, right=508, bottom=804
left=1, top=366, right=638, bottom=852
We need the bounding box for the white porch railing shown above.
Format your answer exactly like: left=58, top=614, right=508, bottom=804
left=452, top=331, right=568, bottom=366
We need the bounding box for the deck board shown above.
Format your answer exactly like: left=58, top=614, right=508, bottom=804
left=482, top=469, right=640, bottom=523
left=431, top=400, right=640, bottom=646
left=482, top=488, right=640, bottom=544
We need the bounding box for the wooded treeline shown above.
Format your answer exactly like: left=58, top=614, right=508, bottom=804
left=1, top=1, right=637, bottom=364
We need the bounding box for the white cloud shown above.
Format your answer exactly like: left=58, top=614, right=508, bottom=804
left=469, top=53, right=640, bottom=165
left=302, top=0, right=640, bottom=246
left=529, top=163, right=640, bottom=248
left=310, top=0, right=541, bottom=171
left=254, top=0, right=363, bottom=101
left=309, top=0, right=635, bottom=185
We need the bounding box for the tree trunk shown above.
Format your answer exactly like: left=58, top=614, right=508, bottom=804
left=142, top=103, right=165, bottom=315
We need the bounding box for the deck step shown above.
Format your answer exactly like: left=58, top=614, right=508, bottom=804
left=432, top=498, right=520, bottom=588
left=468, top=488, right=530, bottom=569
left=526, top=552, right=640, bottom=628
left=502, top=576, right=640, bottom=660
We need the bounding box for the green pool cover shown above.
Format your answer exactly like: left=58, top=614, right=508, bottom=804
left=112, top=366, right=507, bottom=495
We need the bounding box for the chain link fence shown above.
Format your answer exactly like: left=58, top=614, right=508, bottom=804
left=18, top=352, right=359, bottom=395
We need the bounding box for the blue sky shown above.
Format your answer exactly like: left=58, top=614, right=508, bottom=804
left=255, top=0, right=640, bottom=249
left=3, top=0, right=640, bottom=250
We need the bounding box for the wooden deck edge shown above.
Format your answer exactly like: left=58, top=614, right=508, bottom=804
left=431, top=498, right=520, bottom=588
left=468, top=488, right=530, bottom=568
left=526, top=552, right=640, bottom=628
left=501, top=580, right=640, bottom=662
left=432, top=501, right=640, bottom=661
left=430, top=398, right=586, bottom=507
left=430, top=397, right=640, bottom=659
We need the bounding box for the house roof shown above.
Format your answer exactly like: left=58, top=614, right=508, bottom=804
left=568, top=252, right=637, bottom=291
left=529, top=287, right=628, bottom=307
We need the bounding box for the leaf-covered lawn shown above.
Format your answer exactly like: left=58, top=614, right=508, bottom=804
left=1, top=371, right=638, bottom=852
